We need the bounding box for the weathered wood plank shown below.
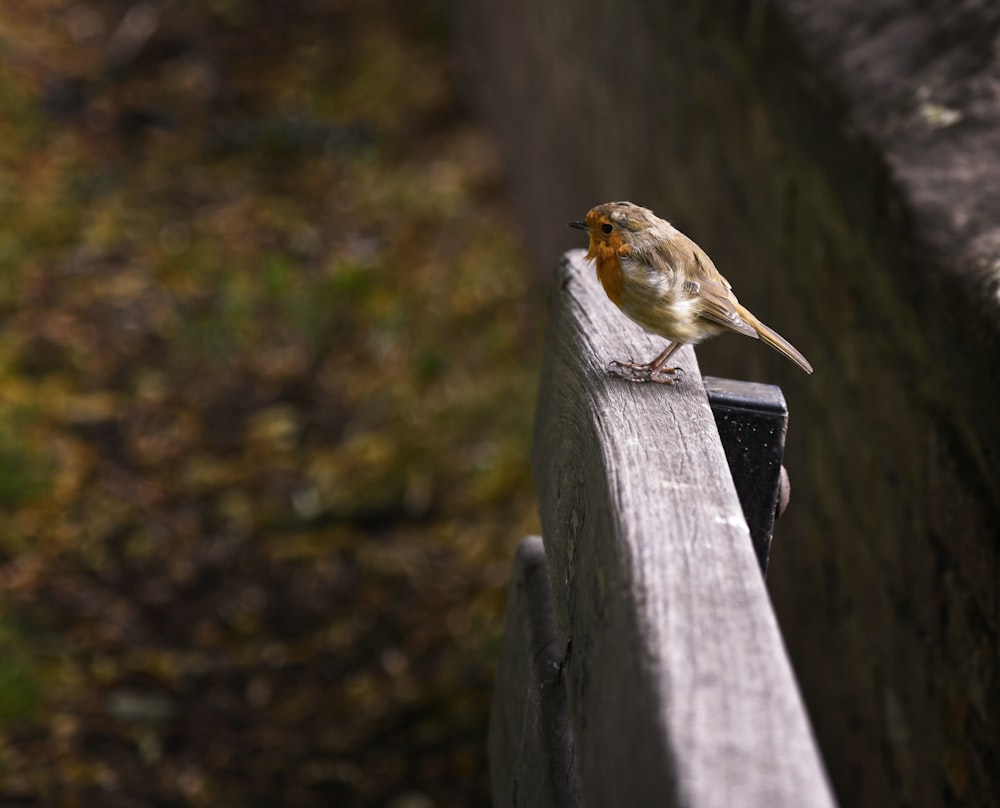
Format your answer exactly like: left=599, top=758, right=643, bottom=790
left=488, top=536, right=581, bottom=808
left=532, top=249, right=834, bottom=807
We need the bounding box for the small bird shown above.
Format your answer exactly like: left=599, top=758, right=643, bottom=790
left=569, top=201, right=812, bottom=383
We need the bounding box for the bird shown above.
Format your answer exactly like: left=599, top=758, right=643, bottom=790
left=569, top=201, right=813, bottom=384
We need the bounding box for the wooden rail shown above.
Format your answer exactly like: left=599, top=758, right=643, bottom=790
left=489, top=250, right=835, bottom=807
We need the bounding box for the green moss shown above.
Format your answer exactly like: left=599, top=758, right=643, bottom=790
left=0, top=409, right=50, bottom=511
left=0, top=625, right=45, bottom=722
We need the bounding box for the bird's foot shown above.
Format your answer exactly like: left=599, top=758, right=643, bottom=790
left=608, top=360, right=683, bottom=385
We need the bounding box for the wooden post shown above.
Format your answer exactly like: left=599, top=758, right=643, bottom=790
left=488, top=536, right=581, bottom=808
left=496, top=248, right=835, bottom=807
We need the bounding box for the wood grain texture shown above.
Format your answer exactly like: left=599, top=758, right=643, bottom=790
left=532, top=250, right=834, bottom=807
left=488, top=536, right=581, bottom=808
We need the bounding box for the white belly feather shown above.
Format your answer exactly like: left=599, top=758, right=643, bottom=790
left=616, top=255, right=710, bottom=343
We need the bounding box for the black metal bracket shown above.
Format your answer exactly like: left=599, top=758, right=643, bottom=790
left=704, top=376, right=789, bottom=576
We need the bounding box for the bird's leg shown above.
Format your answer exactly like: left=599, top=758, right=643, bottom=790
left=608, top=342, right=684, bottom=384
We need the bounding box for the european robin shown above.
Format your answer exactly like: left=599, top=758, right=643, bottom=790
left=569, top=201, right=813, bottom=384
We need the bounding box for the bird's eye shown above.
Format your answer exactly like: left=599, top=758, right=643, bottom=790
left=601, top=223, right=614, bottom=234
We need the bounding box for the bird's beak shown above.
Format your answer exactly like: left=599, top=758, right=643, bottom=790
left=568, top=220, right=589, bottom=231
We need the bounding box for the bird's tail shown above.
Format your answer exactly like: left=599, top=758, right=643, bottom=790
left=736, top=304, right=813, bottom=374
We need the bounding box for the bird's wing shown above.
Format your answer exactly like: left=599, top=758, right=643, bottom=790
left=684, top=274, right=759, bottom=338
left=658, top=239, right=759, bottom=339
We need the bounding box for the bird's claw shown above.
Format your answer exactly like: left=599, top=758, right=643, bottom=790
left=608, top=360, right=683, bottom=385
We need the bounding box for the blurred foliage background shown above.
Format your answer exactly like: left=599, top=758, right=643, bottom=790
left=0, top=1, right=542, bottom=805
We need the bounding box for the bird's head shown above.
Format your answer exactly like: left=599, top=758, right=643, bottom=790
left=568, top=201, right=663, bottom=260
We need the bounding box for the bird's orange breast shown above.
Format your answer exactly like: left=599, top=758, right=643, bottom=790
left=589, top=239, right=627, bottom=306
